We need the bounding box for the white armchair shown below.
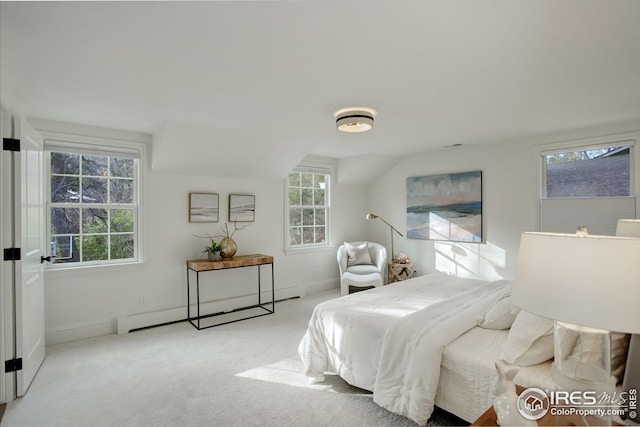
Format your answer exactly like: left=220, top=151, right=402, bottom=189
left=337, top=241, right=387, bottom=295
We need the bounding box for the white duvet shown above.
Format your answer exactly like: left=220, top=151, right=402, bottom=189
left=298, top=273, right=511, bottom=426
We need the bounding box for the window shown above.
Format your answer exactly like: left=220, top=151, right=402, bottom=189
left=543, top=145, right=631, bottom=198
left=47, top=142, right=140, bottom=266
left=286, top=168, right=330, bottom=249
left=539, top=140, right=635, bottom=235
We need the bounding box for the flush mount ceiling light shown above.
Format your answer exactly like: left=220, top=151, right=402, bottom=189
left=334, top=107, right=376, bottom=133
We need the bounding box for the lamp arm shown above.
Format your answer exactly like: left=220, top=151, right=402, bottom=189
left=378, top=217, right=404, bottom=237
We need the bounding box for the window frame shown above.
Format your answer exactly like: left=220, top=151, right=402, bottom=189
left=284, top=163, right=333, bottom=253
left=45, top=137, right=145, bottom=269
left=534, top=133, right=638, bottom=235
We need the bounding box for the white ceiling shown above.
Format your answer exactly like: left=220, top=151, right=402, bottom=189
left=2, top=1, right=640, bottom=180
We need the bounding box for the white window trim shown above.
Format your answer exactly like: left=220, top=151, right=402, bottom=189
left=284, top=157, right=335, bottom=254
left=533, top=131, right=639, bottom=233
left=40, top=128, right=148, bottom=271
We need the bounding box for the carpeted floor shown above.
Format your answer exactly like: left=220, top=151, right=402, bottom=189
left=2, top=289, right=469, bottom=427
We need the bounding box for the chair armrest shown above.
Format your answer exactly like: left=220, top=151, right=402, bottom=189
left=337, top=245, right=347, bottom=276
left=373, top=245, right=387, bottom=274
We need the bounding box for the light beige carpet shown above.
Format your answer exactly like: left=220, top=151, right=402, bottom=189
left=3, top=289, right=468, bottom=427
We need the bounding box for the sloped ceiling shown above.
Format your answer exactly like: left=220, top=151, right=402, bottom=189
left=1, top=1, right=640, bottom=181
left=152, top=120, right=317, bottom=179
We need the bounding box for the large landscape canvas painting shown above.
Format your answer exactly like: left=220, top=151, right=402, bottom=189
left=406, top=171, right=482, bottom=242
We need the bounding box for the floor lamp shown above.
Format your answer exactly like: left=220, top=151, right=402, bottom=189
left=512, top=232, right=640, bottom=423
left=616, top=219, right=640, bottom=425
left=366, top=213, right=403, bottom=257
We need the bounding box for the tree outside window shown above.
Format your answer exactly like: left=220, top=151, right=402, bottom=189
left=49, top=150, right=138, bottom=265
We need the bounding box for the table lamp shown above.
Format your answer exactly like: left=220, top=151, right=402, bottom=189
left=616, top=219, right=640, bottom=425
left=512, top=232, right=640, bottom=400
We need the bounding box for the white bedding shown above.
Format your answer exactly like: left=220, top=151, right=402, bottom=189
left=436, top=326, right=554, bottom=422
left=298, top=273, right=512, bottom=425
left=437, top=326, right=508, bottom=422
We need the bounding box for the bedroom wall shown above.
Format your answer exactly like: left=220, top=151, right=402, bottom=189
left=366, top=141, right=532, bottom=282
left=366, top=121, right=640, bottom=282
left=38, top=121, right=368, bottom=344
left=24, top=117, right=640, bottom=343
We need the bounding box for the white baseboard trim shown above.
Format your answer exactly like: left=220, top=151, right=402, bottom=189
left=44, top=282, right=334, bottom=345
left=45, top=318, right=116, bottom=346
left=117, top=285, right=304, bottom=335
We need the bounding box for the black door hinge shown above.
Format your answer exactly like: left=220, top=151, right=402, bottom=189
left=5, top=358, right=23, bottom=373
left=4, top=248, right=21, bottom=261
left=3, top=138, right=20, bottom=151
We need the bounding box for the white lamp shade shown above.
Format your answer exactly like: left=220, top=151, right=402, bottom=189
left=616, top=219, right=640, bottom=237
left=512, top=232, right=640, bottom=334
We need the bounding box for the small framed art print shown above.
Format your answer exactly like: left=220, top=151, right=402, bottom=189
left=229, top=194, right=255, bottom=222
left=189, top=192, right=219, bottom=223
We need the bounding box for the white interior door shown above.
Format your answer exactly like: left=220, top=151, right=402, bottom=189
left=14, top=117, right=46, bottom=396
left=1, top=106, right=14, bottom=403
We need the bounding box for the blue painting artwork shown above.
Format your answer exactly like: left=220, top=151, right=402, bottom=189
left=406, top=171, right=482, bottom=243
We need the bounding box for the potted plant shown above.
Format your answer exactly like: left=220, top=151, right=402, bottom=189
left=202, top=238, right=222, bottom=261
left=193, top=221, right=249, bottom=260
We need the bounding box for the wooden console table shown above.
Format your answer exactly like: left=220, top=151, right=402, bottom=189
left=186, top=254, right=274, bottom=330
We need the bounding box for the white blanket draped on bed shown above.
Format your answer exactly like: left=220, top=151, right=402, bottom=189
left=298, top=273, right=511, bottom=426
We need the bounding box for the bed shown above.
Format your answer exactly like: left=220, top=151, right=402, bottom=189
left=298, top=272, right=556, bottom=425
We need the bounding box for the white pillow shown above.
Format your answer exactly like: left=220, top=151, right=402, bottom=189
left=477, top=294, right=519, bottom=330
left=500, top=310, right=554, bottom=366
left=344, top=242, right=373, bottom=267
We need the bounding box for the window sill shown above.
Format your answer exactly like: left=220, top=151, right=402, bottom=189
left=45, top=260, right=145, bottom=277
left=285, top=244, right=336, bottom=255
